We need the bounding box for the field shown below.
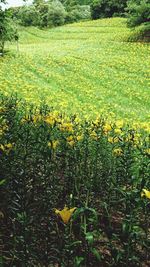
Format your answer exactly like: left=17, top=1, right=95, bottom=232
left=0, top=18, right=150, bottom=126
left=1, top=18, right=150, bottom=267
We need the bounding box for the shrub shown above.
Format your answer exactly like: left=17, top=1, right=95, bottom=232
left=127, top=22, right=150, bottom=42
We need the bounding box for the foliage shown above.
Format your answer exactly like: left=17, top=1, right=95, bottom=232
left=18, top=6, right=40, bottom=26
left=0, top=95, right=150, bottom=266
left=65, top=4, right=91, bottom=23
left=127, top=21, right=150, bottom=42
left=37, top=2, right=50, bottom=27
left=17, top=5, right=40, bottom=27
left=0, top=4, right=18, bottom=53
left=90, top=0, right=128, bottom=19
left=9, top=0, right=91, bottom=28
left=127, top=0, right=150, bottom=27
left=47, top=0, right=67, bottom=27
left=126, top=0, right=150, bottom=41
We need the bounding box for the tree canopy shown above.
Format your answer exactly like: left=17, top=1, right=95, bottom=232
left=0, top=0, right=18, bottom=53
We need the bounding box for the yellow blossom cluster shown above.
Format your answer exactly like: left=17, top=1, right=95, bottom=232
left=0, top=143, right=13, bottom=153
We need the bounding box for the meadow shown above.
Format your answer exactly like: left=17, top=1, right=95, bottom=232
left=0, top=18, right=150, bottom=127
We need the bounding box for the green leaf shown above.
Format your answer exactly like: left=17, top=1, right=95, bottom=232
left=85, top=232, right=94, bottom=245
left=66, top=240, right=82, bottom=248
left=74, top=256, right=84, bottom=267
left=0, top=179, right=6, bottom=186
left=91, top=248, right=101, bottom=261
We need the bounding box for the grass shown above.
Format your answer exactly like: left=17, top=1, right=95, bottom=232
left=0, top=17, right=150, bottom=126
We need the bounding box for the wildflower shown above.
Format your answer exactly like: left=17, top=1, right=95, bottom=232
left=0, top=143, right=13, bottom=152
left=0, top=144, right=5, bottom=151
left=74, top=117, right=81, bottom=124
left=66, top=136, right=73, bottom=142
left=93, top=117, right=100, bottom=127
left=5, top=143, right=13, bottom=150
left=114, top=128, right=122, bottom=135
left=48, top=140, right=59, bottom=150
left=141, top=189, right=150, bottom=200
left=68, top=140, right=75, bottom=147
left=44, top=116, right=55, bottom=126
left=108, top=137, right=119, bottom=143
left=115, top=120, right=124, bottom=128
left=103, top=123, right=112, bottom=133
left=76, top=135, right=83, bottom=141
left=21, top=116, right=30, bottom=124
left=54, top=205, right=77, bottom=224
left=60, top=123, right=73, bottom=133
left=90, top=131, right=98, bottom=140
left=33, top=115, right=42, bottom=123
left=113, top=148, right=123, bottom=156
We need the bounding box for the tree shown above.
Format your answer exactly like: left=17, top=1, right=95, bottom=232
left=90, top=0, right=128, bottom=19
left=127, top=0, right=150, bottom=27
left=18, top=5, right=40, bottom=26
left=37, top=2, right=50, bottom=27
left=33, top=0, right=45, bottom=7
left=47, top=0, right=67, bottom=27
left=0, top=1, right=18, bottom=54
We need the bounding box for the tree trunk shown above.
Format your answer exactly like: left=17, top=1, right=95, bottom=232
left=0, top=40, right=5, bottom=55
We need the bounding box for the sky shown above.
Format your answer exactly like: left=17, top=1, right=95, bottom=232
left=2, top=0, right=33, bottom=8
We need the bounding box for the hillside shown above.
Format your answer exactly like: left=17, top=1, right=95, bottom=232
left=0, top=18, right=149, bottom=126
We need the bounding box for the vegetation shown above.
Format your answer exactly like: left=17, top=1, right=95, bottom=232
left=0, top=18, right=149, bottom=125
left=126, top=0, right=150, bottom=41
left=0, top=1, right=150, bottom=266
left=127, top=0, right=150, bottom=27
left=1, top=95, right=150, bottom=267
left=2, top=0, right=149, bottom=41
left=90, top=0, right=128, bottom=19
left=0, top=0, right=18, bottom=54
left=9, top=0, right=91, bottom=27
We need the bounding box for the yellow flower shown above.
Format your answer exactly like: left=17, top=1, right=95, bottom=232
left=5, top=143, right=13, bottom=149
left=74, top=117, right=81, bottom=124
left=0, top=143, right=13, bottom=152
left=33, top=115, right=42, bottom=123
left=114, top=128, right=122, bottom=135
left=93, top=117, right=100, bottom=127
left=55, top=205, right=77, bottom=224
left=68, top=140, right=75, bottom=147
left=0, top=144, right=5, bottom=151
left=113, top=148, right=123, bottom=156
left=44, top=116, right=55, bottom=126
left=60, top=123, right=73, bottom=133
left=103, top=123, right=112, bottom=133
left=108, top=137, right=119, bottom=143
left=48, top=140, right=59, bottom=150
left=21, top=116, right=30, bottom=124
left=141, top=189, right=150, bottom=200
left=115, top=120, right=124, bottom=128
left=90, top=131, right=98, bottom=140
left=66, top=135, right=73, bottom=142
left=76, top=135, right=83, bottom=141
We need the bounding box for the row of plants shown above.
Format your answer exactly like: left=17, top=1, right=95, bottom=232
left=0, top=95, right=150, bottom=267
